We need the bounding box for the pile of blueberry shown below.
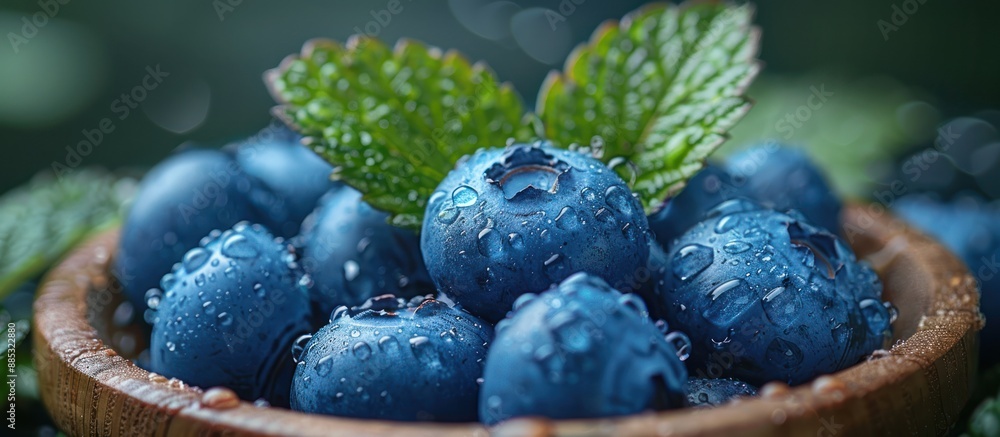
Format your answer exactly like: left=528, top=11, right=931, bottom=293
left=114, top=129, right=894, bottom=423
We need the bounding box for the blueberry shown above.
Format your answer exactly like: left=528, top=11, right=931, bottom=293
left=290, top=294, right=493, bottom=422
left=685, top=378, right=758, bottom=407
left=298, top=187, right=431, bottom=325
left=726, top=146, right=842, bottom=233
left=648, top=163, right=741, bottom=249
left=479, top=273, right=687, bottom=425
left=894, top=194, right=1000, bottom=364
left=233, top=126, right=339, bottom=238
left=661, top=200, right=891, bottom=386
left=114, top=149, right=264, bottom=313
left=148, top=222, right=312, bottom=406
left=422, top=142, right=651, bottom=322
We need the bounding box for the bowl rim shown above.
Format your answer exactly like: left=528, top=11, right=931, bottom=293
left=32, top=204, right=982, bottom=436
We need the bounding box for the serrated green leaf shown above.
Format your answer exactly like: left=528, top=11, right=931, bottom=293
left=0, top=170, right=132, bottom=300
left=536, top=1, right=761, bottom=214
left=266, top=37, right=533, bottom=228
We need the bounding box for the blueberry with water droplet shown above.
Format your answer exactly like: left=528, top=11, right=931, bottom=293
left=479, top=273, right=686, bottom=424
left=113, top=149, right=267, bottom=315
left=659, top=203, right=890, bottom=385
left=149, top=222, right=311, bottom=407
left=647, top=163, right=742, bottom=250
left=725, top=146, right=842, bottom=234
left=422, top=142, right=650, bottom=322
left=231, top=124, right=341, bottom=238
left=893, top=194, right=1000, bottom=366
left=291, top=294, right=492, bottom=421
left=298, top=187, right=432, bottom=327
left=685, top=378, right=758, bottom=407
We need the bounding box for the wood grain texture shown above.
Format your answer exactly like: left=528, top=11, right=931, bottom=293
left=33, top=205, right=983, bottom=436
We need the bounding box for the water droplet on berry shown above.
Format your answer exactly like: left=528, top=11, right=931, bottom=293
left=555, top=206, right=581, bottom=230
left=604, top=185, right=632, bottom=215
left=723, top=241, right=752, bottom=254
left=508, top=233, right=524, bottom=250
left=315, top=355, right=333, bottom=376
left=378, top=336, right=400, bottom=353
left=352, top=342, right=372, bottom=361
left=343, top=260, right=360, bottom=281
left=581, top=187, right=596, bottom=201
left=703, top=279, right=753, bottom=326
left=291, top=334, right=312, bottom=363
left=330, top=305, right=349, bottom=323
left=617, top=294, right=648, bottom=317
left=477, top=228, right=505, bottom=258
left=183, top=248, right=210, bottom=271
left=765, top=337, right=804, bottom=370
left=165, top=341, right=176, bottom=352
left=543, top=254, right=568, bottom=281
left=145, top=289, right=163, bottom=310
left=715, top=216, right=741, bottom=234
left=672, top=244, right=714, bottom=281
left=665, top=331, right=691, bottom=361
left=253, top=283, right=266, bottom=298
left=452, top=185, right=479, bottom=207
left=761, top=286, right=802, bottom=326
left=217, top=312, right=233, bottom=327
left=202, top=301, right=216, bottom=315
left=221, top=234, right=259, bottom=259
left=350, top=329, right=361, bottom=338
left=436, top=206, right=460, bottom=225
left=859, top=298, right=891, bottom=335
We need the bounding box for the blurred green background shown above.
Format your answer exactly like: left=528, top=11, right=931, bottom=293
left=1, top=0, right=998, bottom=195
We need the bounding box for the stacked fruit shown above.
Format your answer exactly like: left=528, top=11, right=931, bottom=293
left=110, top=2, right=895, bottom=426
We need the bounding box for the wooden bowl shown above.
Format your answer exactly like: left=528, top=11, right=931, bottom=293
left=33, top=204, right=983, bottom=436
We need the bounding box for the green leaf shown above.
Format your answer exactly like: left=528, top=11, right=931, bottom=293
left=266, top=37, right=533, bottom=228
left=0, top=170, right=132, bottom=300
left=536, top=2, right=761, bottom=214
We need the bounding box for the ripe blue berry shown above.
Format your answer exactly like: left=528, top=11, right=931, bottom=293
left=661, top=200, right=891, bottom=385
left=894, top=194, right=1000, bottom=364
left=290, top=295, right=493, bottom=422
left=114, top=149, right=264, bottom=313
left=148, top=222, right=312, bottom=406
left=421, top=143, right=651, bottom=322
left=298, top=187, right=431, bottom=324
left=726, top=146, right=842, bottom=233
left=685, top=378, right=758, bottom=407
left=479, top=273, right=687, bottom=425
left=648, top=163, right=740, bottom=249
left=234, top=126, right=339, bottom=238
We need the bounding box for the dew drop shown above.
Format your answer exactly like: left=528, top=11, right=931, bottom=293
left=182, top=248, right=211, bottom=271
left=221, top=234, right=259, bottom=259
left=604, top=185, right=633, bottom=216
left=352, top=342, right=372, bottom=361
left=315, top=355, right=333, bottom=376
left=672, top=244, right=714, bottom=281
left=343, top=260, right=360, bottom=281
left=452, top=185, right=479, bottom=207
left=555, top=206, right=581, bottom=230
left=291, top=334, right=312, bottom=363
left=723, top=241, right=752, bottom=254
